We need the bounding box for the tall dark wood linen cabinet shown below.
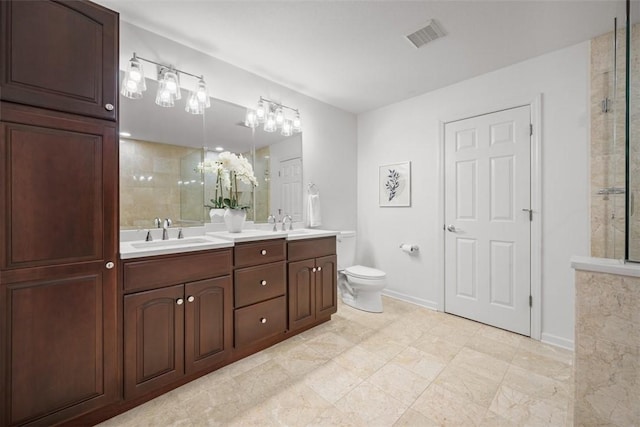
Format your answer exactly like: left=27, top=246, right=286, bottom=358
left=0, top=1, right=120, bottom=425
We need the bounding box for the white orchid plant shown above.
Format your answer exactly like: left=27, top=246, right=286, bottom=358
left=198, top=152, right=258, bottom=210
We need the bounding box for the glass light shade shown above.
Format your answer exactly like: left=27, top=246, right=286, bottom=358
left=155, top=79, right=175, bottom=107
left=281, top=119, right=293, bottom=136
left=256, top=100, right=266, bottom=123
left=120, top=57, right=146, bottom=99
left=244, top=109, right=259, bottom=128
left=194, top=78, right=210, bottom=108
left=292, top=112, right=302, bottom=133
left=275, top=107, right=285, bottom=128
left=185, top=78, right=209, bottom=114
left=162, top=69, right=181, bottom=100
left=264, top=111, right=277, bottom=132
left=185, top=91, right=204, bottom=114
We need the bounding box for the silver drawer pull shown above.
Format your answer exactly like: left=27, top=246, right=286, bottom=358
left=261, top=249, right=267, bottom=255
left=105, top=261, right=114, bottom=269
left=312, top=267, right=317, bottom=272
left=317, top=266, right=322, bottom=272
left=260, top=280, right=267, bottom=286
left=260, top=317, right=267, bottom=324
left=176, top=298, right=184, bottom=305
left=187, top=296, right=195, bottom=303
left=105, top=103, right=114, bottom=111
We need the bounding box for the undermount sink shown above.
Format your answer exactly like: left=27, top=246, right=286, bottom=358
left=286, top=229, right=310, bottom=235
left=130, top=237, right=211, bottom=249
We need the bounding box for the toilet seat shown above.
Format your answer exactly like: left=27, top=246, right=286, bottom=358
left=344, top=265, right=386, bottom=280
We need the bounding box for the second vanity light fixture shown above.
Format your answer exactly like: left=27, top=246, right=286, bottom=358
left=244, top=97, right=302, bottom=136
left=120, top=52, right=211, bottom=115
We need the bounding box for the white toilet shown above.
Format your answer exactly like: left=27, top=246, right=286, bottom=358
left=336, top=231, right=387, bottom=313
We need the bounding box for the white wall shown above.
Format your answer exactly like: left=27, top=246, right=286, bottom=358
left=120, top=21, right=358, bottom=230
left=357, top=42, right=591, bottom=348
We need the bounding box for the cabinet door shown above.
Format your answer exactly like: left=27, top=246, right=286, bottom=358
left=0, top=103, right=118, bottom=271
left=288, top=259, right=316, bottom=331
left=315, top=255, right=337, bottom=319
left=1, top=271, right=117, bottom=426
left=185, top=276, right=232, bottom=375
left=124, top=285, right=185, bottom=400
left=0, top=0, right=118, bottom=120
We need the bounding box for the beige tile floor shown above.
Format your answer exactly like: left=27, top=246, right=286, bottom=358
left=99, top=296, right=574, bottom=426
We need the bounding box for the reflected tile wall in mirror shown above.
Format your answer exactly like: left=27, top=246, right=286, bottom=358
left=120, top=139, right=204, bottom=229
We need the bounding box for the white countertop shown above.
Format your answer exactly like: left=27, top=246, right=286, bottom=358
left=120, top=228, right=339, bottom=259
left=206, top=229, right=289, bottom=243
left=571, top=256, right=640, bottom=278
left=120, top=235, right=234, bottom=259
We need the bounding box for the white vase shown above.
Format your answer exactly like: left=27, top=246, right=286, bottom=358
left=223, top=208, right=246, bottom=233
left=209, top=208, right=225, bottom=223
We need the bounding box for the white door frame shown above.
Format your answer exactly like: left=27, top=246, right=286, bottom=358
left=437, top=94, right=542, bottom=340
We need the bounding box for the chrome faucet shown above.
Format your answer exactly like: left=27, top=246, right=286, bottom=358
left=282, top=215, right=293, bottom=231
left=267, top=214, right=277, bottom=232
left=162, top=218, right=172, bottom=240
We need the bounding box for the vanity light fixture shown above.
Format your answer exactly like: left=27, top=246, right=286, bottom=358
left=120, top=52, right=211, bottom=115
left=245, top=97, right=302, bottom=135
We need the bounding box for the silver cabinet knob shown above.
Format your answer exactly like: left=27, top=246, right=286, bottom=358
left=260, top=317, right=267, bottom=324
left=187, top=296, right=195, bottom=303
left=317, top=266, right=322, bottom=271
left=261, top=249, right=267, bottom=255
left=312, top=267, right=317, bottom=272
left=176, top=298, right=184, bottom=305
left=260, top=280, right=267, bottom=286
left=105, top=103, right=114, bottom=111
left=446, top=224, right=457, bottom=232
left=105, top=261, right=114, bottom=269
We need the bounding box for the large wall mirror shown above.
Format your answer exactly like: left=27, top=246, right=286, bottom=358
left=119, top=74, right=302, bottom=229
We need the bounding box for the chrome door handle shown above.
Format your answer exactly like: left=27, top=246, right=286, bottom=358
left=446, top=225, right=457, bottom=232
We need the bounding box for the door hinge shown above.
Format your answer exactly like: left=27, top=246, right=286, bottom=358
left=529, top=295, right=533, bottom=307
left=529, top=124, right=533, bottom=136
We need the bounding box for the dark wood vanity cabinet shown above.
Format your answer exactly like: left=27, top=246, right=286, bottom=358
left=122, top=250, right=233, bottom=400
left=0, top=0, right=119, bottom=121
left=233, top=240, right=287, bottom=349
left=287, top=237, right=337, bottom=332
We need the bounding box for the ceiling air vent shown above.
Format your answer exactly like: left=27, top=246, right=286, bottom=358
left=406, top=20, right=446, bottom=49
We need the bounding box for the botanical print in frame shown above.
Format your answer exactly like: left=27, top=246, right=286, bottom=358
left=379, top=161, right=411, bottom=207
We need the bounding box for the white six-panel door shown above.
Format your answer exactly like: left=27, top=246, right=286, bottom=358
left=444, top=106, right=531, bottom=336
left=280, top=157, right=303, bottom=222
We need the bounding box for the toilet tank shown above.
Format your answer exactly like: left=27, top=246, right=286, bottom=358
left=336, top=231, right=356, bottom=270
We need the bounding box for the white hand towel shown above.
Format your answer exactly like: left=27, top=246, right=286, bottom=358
left=307, top=194, right=322, bottom=227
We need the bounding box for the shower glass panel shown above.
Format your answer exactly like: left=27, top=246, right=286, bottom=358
left=592, top=19, right=627, bottom=259
left=627, top=5, right=640, bottom=261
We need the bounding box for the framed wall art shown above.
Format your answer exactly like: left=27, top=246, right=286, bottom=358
left=379, top=161, right=411, bottom=207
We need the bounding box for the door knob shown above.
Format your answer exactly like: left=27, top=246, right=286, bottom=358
left=176, top=298, right=184, bottom=305
left=260, top=317, right=267, bottom=324
left=446, top=225, right=457, bottom=232
left=312, top=267, right=317, bottom=272
left=187, top=296, right=195, bottom=303
left=317, top=266, right=322, bottom=271
left=105, top=103, right=114, bottom=111
left=260, top=280, right=267, bottom=286
left=105, top=261, right=114, bottom=269
left=261, top=249, right=267, bottom=255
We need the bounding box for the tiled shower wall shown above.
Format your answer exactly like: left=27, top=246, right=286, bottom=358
left=591, top=25, right=640, bottom=259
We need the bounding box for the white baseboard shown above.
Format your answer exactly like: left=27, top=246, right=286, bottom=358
left=382, top=289, right=439, bottom=311
left=540, top=332, right=574, bottom=351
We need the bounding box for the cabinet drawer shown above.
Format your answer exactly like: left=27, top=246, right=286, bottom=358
left=234, top=296, right=286, bottom=348
left=287, top=237, right=336, bottom=262
left=234, top=239, right=286, bottom=268
left=123, top=249, right=232, bottom=292
left=235, top=261, right=286, bottom=308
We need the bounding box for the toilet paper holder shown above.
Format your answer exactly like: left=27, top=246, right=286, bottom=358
left=399, top=243, right=419, bottom=253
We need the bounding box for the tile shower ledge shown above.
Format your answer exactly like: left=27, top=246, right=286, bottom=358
left=571, top=255, right=640, bottom=277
